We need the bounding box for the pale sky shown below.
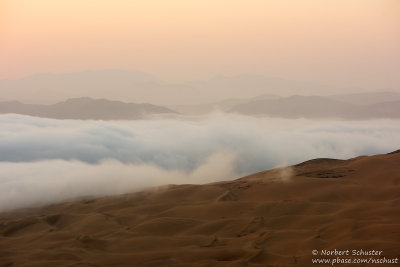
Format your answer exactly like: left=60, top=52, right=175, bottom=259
left=1, top=0, right=399, bottom=89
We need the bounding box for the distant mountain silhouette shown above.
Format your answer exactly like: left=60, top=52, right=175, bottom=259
left=169, top=95, right=281, bottom=115
left=0, top=70, right=190, bottom=105
left=0, top=70, right=366, bottom=105
left=187, top=74, right=344, bottom=97
left=328, top=91, right=400, bottom=105
left=230, top=95, right=400, bottom=119
left=0, top=97, right=177, bottom=120
left=170, top=92, right=400, bottom=116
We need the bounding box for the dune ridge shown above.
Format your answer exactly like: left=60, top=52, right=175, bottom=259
left=1, top=151, right=399, bottom=266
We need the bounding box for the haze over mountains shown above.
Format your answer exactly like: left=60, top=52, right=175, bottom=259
left=0, top=98, right=176, bottom=120
left=2, top=92, right=400, bottom=120
left=230, top=94, right=400, bottom=119
left=0, top=70, right=380, bottom=105
left=1, top=70, right=400, bottom=119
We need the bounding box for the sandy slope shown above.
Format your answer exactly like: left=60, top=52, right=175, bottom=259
left=1, top=152, right=399, bottom=266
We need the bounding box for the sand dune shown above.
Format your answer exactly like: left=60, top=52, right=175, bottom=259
left=1, top=151, right=399, bottom=266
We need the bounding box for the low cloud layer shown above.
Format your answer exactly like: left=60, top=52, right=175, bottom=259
left=0, top=152, right=237, bottom=212
left=1, top=113, right=400, bottom=211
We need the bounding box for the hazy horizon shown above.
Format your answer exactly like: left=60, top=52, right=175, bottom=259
left=2, top=0, right=400, bottom=90
left=1, top=69, right=400, bottom=106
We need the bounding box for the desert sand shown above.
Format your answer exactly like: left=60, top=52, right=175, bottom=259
left=1, top=151, right=399, bottom=266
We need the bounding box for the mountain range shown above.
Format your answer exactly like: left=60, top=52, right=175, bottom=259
left=229, top=94, right=400, bottom=119
left=2, top=91, right=400, bottom=120
left=1, top=76, right=400, bottom=120
left=0, top=70, right=370, bottom=105
left=169, top=92, right=400, bottom=119
left=0, top=97, right=176, bottom=120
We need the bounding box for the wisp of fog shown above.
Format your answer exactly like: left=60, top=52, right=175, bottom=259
left=1, top=113, right=400, bottom=211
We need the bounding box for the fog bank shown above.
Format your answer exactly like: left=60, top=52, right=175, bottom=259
left=1, top=113, right=399, bottom=211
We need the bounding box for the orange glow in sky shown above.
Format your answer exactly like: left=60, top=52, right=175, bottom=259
left=1, top=0, right=399, bottom=89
